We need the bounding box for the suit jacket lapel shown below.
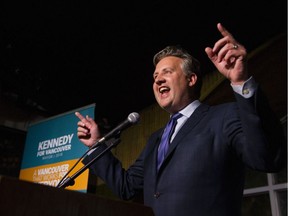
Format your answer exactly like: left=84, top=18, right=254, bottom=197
left=146, top=131, right=163, bottom=177
left=164, top=104, right=209, bottom=164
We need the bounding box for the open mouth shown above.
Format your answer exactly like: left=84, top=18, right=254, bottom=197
left=159, top=86, right=170, bottom=94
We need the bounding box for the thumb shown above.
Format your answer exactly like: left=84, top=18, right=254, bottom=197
left=205, top=47, right=217, bottom=62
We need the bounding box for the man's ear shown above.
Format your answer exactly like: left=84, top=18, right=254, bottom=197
left=187, top=73, right=197, bottom=87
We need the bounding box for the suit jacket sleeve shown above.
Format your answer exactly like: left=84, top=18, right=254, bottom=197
left=82, top=140, right=145, bottom=200
left=232, top=83, right=286, bottom=172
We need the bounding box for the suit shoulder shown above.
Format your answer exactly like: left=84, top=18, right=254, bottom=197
left=202, top=102, right=238, bottom=112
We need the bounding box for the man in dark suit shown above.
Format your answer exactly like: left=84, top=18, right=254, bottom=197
left=75, top=23, right=286, bottom=216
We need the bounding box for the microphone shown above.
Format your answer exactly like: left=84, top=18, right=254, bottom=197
left=90, top=112, right=140, bottom=149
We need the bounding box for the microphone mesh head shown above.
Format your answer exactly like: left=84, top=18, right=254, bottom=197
left=128, top=112, right=140, bottom=124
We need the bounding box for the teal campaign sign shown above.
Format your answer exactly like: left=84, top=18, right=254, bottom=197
left=20, top=103, right=96, bottom=192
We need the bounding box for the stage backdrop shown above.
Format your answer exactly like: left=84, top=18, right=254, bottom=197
left=20, top=103, right=96, bottom=193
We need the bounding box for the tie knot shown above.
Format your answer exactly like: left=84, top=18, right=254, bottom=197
left=171, top=112, right=182, bottom=121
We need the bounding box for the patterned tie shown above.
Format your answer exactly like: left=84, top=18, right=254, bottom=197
left=157, top=112, right=182, bottom=170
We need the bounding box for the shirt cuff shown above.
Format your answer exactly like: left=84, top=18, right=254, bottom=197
left=231, top=76, right=256, bottom=98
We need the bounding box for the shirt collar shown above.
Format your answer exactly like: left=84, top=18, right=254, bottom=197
left=178, top=100, right=201, bottom=118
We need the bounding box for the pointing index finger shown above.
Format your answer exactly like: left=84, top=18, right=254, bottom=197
left=217, top=23, right=234, bottom=40
left=75, top=111, right=85, bottom=121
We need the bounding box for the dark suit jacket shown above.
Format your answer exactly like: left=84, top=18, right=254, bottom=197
left=84, top=86, right=286, bottom=216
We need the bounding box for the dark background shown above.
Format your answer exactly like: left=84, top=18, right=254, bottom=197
left=0, top=0, right=287, bottom=126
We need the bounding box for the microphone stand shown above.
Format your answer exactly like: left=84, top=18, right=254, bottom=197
left=57, top=138, right=121, bottom=189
